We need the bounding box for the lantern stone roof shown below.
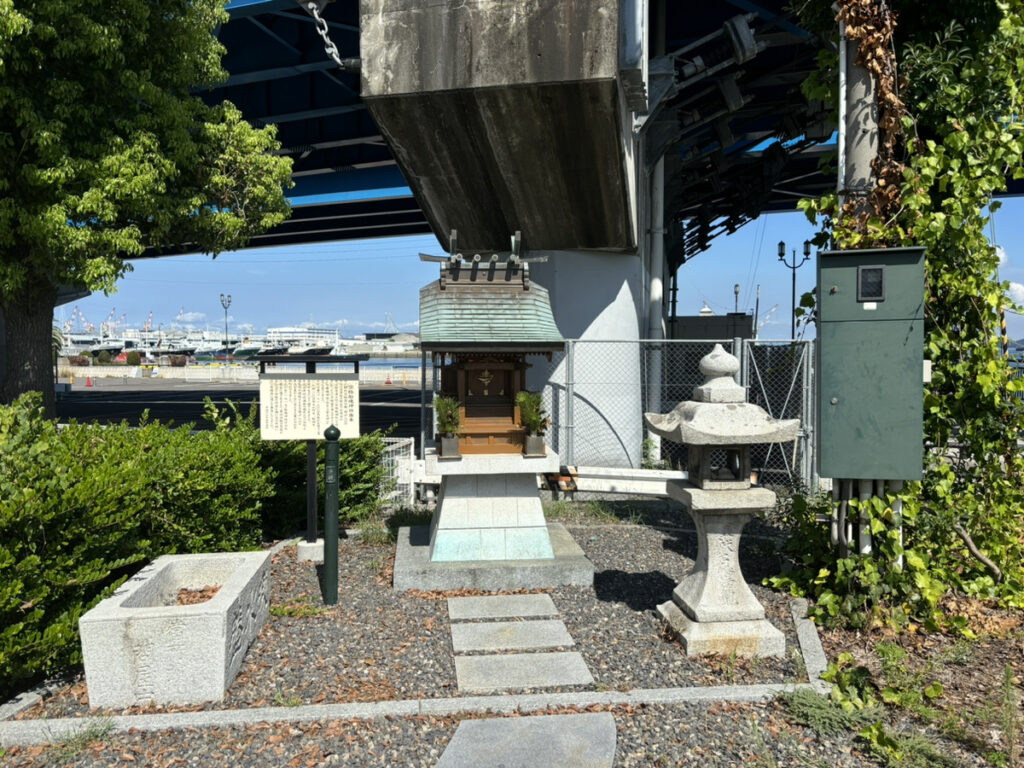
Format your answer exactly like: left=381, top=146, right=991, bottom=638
left=644, top=344, right=800, bottom=445
left=419, top=259, right=564, bottom=352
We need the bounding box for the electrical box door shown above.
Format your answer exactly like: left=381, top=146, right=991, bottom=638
left=816, top=247, right=925, bottom=480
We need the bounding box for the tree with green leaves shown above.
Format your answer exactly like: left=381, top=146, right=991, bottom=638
left=0, top=0, right=292, bottom=413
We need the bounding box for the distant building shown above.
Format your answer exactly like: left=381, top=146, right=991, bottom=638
left=668, top=311, right=753, bottom=341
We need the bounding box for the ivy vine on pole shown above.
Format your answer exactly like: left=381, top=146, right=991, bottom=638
left=783, top=0, right=1024, bottom=627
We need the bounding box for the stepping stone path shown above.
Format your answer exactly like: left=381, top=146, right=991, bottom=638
left=436, top=712, right=616, bottom=768
left=438, top=595, right=615, bottom=767
left=446, top=594, right=594, bottom=693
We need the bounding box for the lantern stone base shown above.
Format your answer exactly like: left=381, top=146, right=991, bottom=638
left=657, top=599, right=785, bottom=658
left=660, top=480, right=784, bottom=658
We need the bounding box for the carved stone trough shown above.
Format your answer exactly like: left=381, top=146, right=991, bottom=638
left=645, top=344, right=799, bottom=657
left=79, top=551, right=270, bottom=709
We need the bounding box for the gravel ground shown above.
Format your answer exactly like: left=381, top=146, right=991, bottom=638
left=555, top=524, right=804, bottom=690
left=15, top=522, right=802, bottom=720
left=3, top=516, right=1005, bottom=767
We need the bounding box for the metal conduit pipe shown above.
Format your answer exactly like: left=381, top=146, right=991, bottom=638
left=857, top=478, right=873, bottom=554
left=830, top=482, right=840, bottom=548
left=837, top=479, right=851, bottom=558
left=890, top=479, right=904, bottom=567
left=646, top=158, right=666, bottom=457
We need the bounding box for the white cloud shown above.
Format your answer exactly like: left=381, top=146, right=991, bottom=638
left=997, top=245, right=1008, bottom=266
left=179, top=312, right=206, bottom=322
left=1008, top=282, right=1024, bottom=305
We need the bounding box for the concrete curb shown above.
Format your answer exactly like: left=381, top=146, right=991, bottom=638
left=0, top=682, right=824, bottom=747
left=791, top=597, right=831, bottom=694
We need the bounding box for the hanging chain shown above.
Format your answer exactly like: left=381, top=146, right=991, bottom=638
left=305, top=1, right=346, bottom=70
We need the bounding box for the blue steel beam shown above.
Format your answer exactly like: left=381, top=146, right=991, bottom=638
left=723, top=0, right=813, bottom=40
left=253, top=103, right=366, bottom=126
left=226, top=0, right=298, bottom=19
left=266, top=9, right=358, bottom=33
left=288, top=165, right=411, bottom=206
left=224, top=60, right=339, bottom=87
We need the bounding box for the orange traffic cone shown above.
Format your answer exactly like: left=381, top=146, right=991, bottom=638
left=385, top=371, right=392, bottom=385
left=86, top=376, right=93, bottom=387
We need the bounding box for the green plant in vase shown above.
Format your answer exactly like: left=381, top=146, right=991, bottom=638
left=434, top=395, right=461, bottom=459
left=516, top=390, right=547, bottom=456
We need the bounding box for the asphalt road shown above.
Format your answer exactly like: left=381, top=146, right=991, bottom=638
left=56, top=378, right=427, bottom=451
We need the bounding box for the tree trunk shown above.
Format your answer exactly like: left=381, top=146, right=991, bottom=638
left=0, top=286, right=58, bottom=417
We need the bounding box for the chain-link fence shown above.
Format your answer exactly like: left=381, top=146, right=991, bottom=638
left=537, top=338, right=814, bottom=487
left=424, top=338, right=815, bottom=489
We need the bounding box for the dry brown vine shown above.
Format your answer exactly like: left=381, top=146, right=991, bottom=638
left=836, top=0, right=907, bottom=234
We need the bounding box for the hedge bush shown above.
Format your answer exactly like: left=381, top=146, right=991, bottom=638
left=202, top=399, right=391, bottom=539
left=0, top=394, right=272, bottom=699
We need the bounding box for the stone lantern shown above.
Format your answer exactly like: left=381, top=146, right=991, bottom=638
left=644, top=344, right=799, bottom=657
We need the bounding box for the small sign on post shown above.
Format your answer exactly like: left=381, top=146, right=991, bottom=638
left=259, top=373, right=360, bottom=440
left=258, top=360, right=361, bottom=548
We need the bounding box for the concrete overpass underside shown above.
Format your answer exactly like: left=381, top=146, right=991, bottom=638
left=203, top=0, right=833, bottom=273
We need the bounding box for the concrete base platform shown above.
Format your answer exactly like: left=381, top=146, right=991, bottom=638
left=657, top=599, right=785, bottom=658
left=393, top=524, right=594, bottom=592
left=296, top=539, right=324, bottom=563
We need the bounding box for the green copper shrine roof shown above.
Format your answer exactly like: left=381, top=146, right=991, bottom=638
left=419, top=278, right=565, bottom=352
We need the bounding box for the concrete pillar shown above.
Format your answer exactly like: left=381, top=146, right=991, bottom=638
left=529, top=252, right=644, bottom=468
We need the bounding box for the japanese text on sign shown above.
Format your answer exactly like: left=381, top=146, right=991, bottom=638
left=259, top=373, right=359, bottom=440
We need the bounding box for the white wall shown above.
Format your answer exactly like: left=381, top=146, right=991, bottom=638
left=529, top=251, right=645, bottom=467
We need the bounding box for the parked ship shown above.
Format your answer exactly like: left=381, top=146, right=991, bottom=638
left=265, top=326, right=340, bottom=356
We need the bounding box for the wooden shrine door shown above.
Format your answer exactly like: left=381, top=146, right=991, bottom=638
left=456, top=357, right=524, bottom=454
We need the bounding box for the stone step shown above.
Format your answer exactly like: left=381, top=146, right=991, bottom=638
left=447, top=593, right=558, bottom=621
left=451, top=619, right=573, bottom=653
left=455, top=651, right=593, bottom=693
left=435, top=712, right=616, bottom=768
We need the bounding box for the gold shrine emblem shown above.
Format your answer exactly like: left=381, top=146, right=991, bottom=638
left=477, top=369, right=493, bottom=395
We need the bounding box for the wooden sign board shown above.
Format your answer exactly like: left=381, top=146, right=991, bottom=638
left=259, top=373, right=359, bottom=441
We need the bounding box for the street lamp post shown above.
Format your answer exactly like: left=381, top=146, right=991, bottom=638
left=778, top=240, right=812, bottom=339
left=220, top=293, right=232, bottom=349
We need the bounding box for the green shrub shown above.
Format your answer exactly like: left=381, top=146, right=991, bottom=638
left=201, top=399, right=392, bottom=539
left=0, top=394, right=272, bottom=699
left=68, top=355, right=90, bottom=367
left=0, top=395, right=146, bottom=696
left=125, top=350, right=141, bottom=366
left=96, top=350, right=111, bottom=365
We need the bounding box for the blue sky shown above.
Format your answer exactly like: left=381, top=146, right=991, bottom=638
left=62, top=198, right=1024, bottom=341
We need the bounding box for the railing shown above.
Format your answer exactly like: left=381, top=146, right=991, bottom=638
left=382, top=436, right=416, bottom=507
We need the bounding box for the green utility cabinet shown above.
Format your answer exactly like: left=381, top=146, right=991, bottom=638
left=816, top=247, right=926, bottom=480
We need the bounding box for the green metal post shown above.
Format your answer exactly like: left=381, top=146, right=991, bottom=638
left=322, top=424, right=341, bottom=605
